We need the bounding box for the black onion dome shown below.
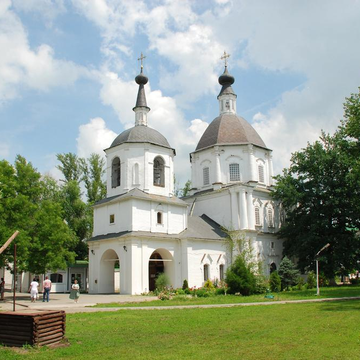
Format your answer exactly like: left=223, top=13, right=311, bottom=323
left=218, top=66, right=235, bottom=86
left=135, top=69, right=148, bottom=85
left=218, top=66, right=236, bottom=97
left=195, top=114, right=267, bottom=151
left=109, top=126, right=174, bottom=151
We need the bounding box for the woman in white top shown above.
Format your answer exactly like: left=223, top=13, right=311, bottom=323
left=29, top=278, right=39, bottom=303
left=69, top=279, right=80, bottom=303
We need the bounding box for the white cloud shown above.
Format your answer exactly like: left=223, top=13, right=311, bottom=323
left=0, top=1, right=87, bottom=103
left=12, top=0, right=66, bottom=26
left=76, top=117, right=117, bottom=159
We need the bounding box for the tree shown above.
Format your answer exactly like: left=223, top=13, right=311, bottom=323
left=0, top=156, right=76, bottom=274
left=80, top=153, right=106, bottom=204
left=269, top=271, right=281, bottom=292
left=56, top=152, right=106, bottom=260
left=56, top=153, right=83, bottom=183
left=272, top=91, right=360, bottom=279
left=278, top=257, right=299, bottom=290
left=225, top=256, right=257, bottom=295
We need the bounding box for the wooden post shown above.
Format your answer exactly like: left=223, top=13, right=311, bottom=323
left=0, top=230, right=19, bottom=255
left=13, top=244, right=16, bottom=312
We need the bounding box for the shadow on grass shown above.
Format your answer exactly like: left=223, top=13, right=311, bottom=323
left=319, top=300, right=360, bottom=312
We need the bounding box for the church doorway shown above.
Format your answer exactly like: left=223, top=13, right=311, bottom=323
left=99, top=249, right=120, bottom=293
left=148, top=249, right=174, bottom=292
left=270, top=262, right=277, bottom=274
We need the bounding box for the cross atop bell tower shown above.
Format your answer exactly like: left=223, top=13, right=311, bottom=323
left=221, top=51, right=230, bottom=67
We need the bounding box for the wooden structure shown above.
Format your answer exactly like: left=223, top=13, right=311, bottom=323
left=0, top=310, right=66, bottom=347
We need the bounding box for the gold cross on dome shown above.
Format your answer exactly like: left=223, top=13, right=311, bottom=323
left=138, top=52, right=146, bottom=69
left=221, top=51, right=230, bottom=67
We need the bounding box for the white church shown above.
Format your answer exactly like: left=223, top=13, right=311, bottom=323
left=88, top=56, right=283, bottom=295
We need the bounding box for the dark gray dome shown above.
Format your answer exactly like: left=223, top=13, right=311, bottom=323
left=110, top=125, right=172, bottom=150
left=195, top=114, right=267, bottom=151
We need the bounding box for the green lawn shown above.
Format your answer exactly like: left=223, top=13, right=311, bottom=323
left=1, top=299, right=360, bottom=360
left=93, top=285, right=360, bottom=308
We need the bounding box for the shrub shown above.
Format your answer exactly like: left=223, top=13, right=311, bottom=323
left=176, top=288, right=185, bottom=295
left=155, top=273, right=170, bottom=291
left=195, top=289, right=213, bottom=297
left=306, top=271, right=316, bottom=289
left=296, top=276, right=305, bottom=290
left=215, top=287, right=226, bottom=295
left=182, top=279, right=189, bottom=290
left=225, top=256, right=257, bottom=296
left=269, top=271, right=281, bottom=292
left=203, top=279, right=215, bottom=290
left=158, top=292, right=172, bottom=301
left=278, top=256, right=300, bottom=290
left=350, top=277, right=360, bottom=285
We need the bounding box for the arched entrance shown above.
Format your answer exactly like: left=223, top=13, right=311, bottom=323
left=270, top=262, right=277, bottom=274
left=148, top=249, right=174, bottom=292
left=99, top=249, right=120, bottom=293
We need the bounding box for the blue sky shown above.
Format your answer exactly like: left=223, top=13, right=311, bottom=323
left=1, top=0, right=360, bottom=187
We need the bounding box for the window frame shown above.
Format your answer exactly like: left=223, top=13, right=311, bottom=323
left=203, top=167, right=210, bottom=186
left=229, top=163, right=240, bottom=181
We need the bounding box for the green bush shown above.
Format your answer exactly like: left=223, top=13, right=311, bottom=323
left=155, top=273, right=170, bottom=291
left=225, top=256, right=257, bottom=296
left=182, top=279, right=189, bottom=290
left=195, top=289, right=213, bottom=297
left=306, top=271, right=316, bottom=289
left=296, top=276, right=305, bottom=290
left=278, top=256, right=300, bottom=290
left=215, top=287, right=226, bottom=295
left=203, top=279, right=215, bottom=290
left=269, top=271, right=281, bottom=292
left=176, top=288, right=185, bottom=295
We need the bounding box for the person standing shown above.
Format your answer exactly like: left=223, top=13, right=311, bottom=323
left=29, top=278, right=39, bottom=303
left=42, top=276, right=52, bottom=302
left=69, top=279, right=80, bottom=303
left=0, top=278, right=5, bottom=301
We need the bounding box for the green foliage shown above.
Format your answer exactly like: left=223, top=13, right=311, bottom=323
left=269, top=271, right=281, bottom=292
left=306, top=271, right=316, bottom=289
left=203, top=279, right=215, bottom=290
left=80, top=153, right=106, bottom=204
left=0, top=156, right=76, bottom=274
left=182, top=279, right=189, bottom=290
left=272, top=90, right=360, bottom=279
left=155, top=273, right=170, bottom=291
left=225, top=256, right=257, bottom=296
left=278, top=257, right=300, bottom=290
left=56, top=152, right=106, bottom=260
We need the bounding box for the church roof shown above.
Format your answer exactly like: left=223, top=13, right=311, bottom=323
left=88, top=214, right=226, bottom=242
left=195, top=113, right=267, bottom=152
left=93, top=187, right=188, bottom=207
left=108, top=125, right=174, bottom=152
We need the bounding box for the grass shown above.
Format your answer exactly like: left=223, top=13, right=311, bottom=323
left=1, top=299, right=360, bottom=359
left=92, top=285, right=360, bottom=308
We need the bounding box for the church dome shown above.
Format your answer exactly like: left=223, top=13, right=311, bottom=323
left=195, top=113, right=267, bottom=151
left=110, top=125, right=173, bottom=150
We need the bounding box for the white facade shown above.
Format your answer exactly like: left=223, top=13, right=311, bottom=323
left=88, top=64, right=283, bottom=295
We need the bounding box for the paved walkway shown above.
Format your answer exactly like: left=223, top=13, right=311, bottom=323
left=0, top=292, right=359, bottom=314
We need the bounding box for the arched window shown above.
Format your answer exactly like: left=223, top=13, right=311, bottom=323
left=268, top=208, right=274, bottom=227
left=258, top=164, right=265, bottom=183
left=203, top=167, right=210, bottom=185
left=157, top=212, right=162, bottom=224
left=204, top=264, right=209, bottom=281
left=255, top=206, right=261, bottom=226
left=229, top=163, right=240, bottom=181
left=112, top=157, right=121, bottom=188
left=219, top=264, right=224, bottom=281
left=153, top=157, right=165, bottom=186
